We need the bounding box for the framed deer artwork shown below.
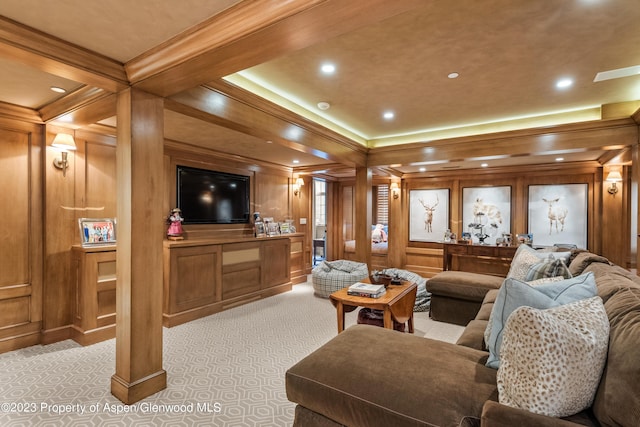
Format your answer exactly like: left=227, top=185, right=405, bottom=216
left=409, top=188, right=450, bottom=242
left=527, top=183, right=588, bottom=249
left=462, top=186, right=511, bottom=245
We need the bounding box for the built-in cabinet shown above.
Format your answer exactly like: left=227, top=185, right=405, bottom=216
left=163, top=235, right=297, bottom=327
left=70, top=245, right=117, bottom=346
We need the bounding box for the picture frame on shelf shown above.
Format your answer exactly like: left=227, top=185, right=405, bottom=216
left=409, top=188, right=450, bottom=242
left=527, top=183, right=588, bottom=249
left=255, top=221, right=266, bottom=238
left=78, top=218, right=116, bottom=246
left=267, top=222, right=280, bottom=237
left=279, top=222, right=290, bottom=234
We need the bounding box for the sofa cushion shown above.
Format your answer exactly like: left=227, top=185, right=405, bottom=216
left=286, top=324, right=498, bottom=427
left=426, top=271, right=503, bottom=301
left=592, top=287, right=640, bottom=427
left=568, top=252, right=611, bottom=276
left=497, top=297, right=609, bottom=418
left=525, top=257, right=572, bottom=281
left=486, top=273, right=597, bottom=369
left=507, top=244, right=571, bottom=281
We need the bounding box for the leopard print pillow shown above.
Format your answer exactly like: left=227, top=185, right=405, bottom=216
left=497, top=296, right=609, bottom=418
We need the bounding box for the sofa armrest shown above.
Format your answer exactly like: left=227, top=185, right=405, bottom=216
left=481, top=401, right=581, bottom=427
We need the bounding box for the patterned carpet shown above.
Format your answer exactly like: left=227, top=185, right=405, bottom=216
left=0, top=278, right=463, bottom=426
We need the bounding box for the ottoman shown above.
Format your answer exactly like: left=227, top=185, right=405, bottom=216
left=312, top=260, right=369, bottom=298
left=425, top=271, right=504, bottom=326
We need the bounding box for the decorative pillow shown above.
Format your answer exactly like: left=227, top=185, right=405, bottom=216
left=485, top=272, right=597, bottom=369
left=568, top=252, right=611, bottom=276
left=497, top=297, right=609, bottom=418
left=506, top=244, right=545, bottom=280
left=525, top=256, right=572, bottom=281
left=483, top=275, right=565, bottom=347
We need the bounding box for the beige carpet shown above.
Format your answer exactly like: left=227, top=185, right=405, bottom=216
left=0, top=278, right=463, bottom=426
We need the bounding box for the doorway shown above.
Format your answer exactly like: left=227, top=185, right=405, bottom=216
left=313, top=179, right=327, bottom=265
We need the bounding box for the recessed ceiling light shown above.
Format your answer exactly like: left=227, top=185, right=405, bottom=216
left=383, top=111, right=395, bottom=120
left=320, top=63, right=336, bottom=74
left=419, top=167, right=426, bottom=172
left=50, top=86, right=66, bottom=93
left=555, top=157, right=564, bottom=161
left=556, top=78, right=573, bottom=89
left=481, top=163, right=489, bottom=167
left=317, top=101, right=330, bottom=110
left=293, top=159, right=300, bottom=164
left=448, top=72, right=459, bottom=79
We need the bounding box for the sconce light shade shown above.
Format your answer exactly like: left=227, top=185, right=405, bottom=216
left=293, top=177, right=304, bottom=197
left=606, top=171, right=622, bottom=195
left=51, top=133, right=76, bottom=177
left=389, top=182, right=400, bottom=199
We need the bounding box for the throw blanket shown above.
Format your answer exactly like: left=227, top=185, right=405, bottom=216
left=382, top=268, right=431, bottom=312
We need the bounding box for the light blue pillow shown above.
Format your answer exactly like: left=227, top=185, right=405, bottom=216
left=486, top=272, right=597, bottom=369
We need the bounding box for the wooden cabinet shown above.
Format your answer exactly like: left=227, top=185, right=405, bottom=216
left=163, top=236, right=294, bottom=327
left=289, top=235, right=307, bottom=284
left=70, top=245, right=116, bottom=345
left=442, top=242, right=517, bottom=276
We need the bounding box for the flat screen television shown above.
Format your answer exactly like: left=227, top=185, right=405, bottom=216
left=176, top=165, right=250, bottom=224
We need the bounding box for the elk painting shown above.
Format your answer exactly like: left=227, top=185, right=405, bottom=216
left=543, top=197, right=568, bottom=234
left=410, top=189, right=450, bottom=242
left=463, top=186, right=512, bottom=241
left=419, top=195, right=439, bottom=232
left=527, top=184, right=587, bottom=249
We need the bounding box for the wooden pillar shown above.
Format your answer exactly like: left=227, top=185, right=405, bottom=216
left=388, top=179, right=404, bottom=268
left=111, top=88, right=166, bottom=404
left=354, top=167, right=372, bottom=266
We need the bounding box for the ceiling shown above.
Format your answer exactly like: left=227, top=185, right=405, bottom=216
left=0, top=0, right=639, bottom=176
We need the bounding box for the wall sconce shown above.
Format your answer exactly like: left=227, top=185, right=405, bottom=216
left=389, top=182, right=400, bottom=199
left=606, top=171, right=622, bottom=195
left=51, top=133, right=76, bottom=177
left=293, top=177, right=304, bottom=198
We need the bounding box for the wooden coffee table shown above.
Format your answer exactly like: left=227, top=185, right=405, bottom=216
left=329, top=280, right=418, bottom=334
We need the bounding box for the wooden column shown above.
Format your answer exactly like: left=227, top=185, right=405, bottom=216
left=388, top=179, right=404, bottom=268
left=111, top=88, right=166, bottom=404
left=354, top=167, right=372, bottom=266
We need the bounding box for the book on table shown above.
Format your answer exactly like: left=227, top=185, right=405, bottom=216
left=347, top=282, right=386, bottom=298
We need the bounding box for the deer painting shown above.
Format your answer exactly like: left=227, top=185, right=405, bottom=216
left=472, top=198, right=502, bottom=227
left=543, top=198, right=568, bottom=234
left=419, top=195, right=439, bottom=232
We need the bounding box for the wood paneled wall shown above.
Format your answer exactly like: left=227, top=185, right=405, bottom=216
left=0, top=118, right=43, bottom=353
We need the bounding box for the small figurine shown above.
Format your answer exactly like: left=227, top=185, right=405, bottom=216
left=167, top=208, right=184, bottom=239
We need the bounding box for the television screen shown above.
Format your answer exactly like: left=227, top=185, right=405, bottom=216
left=177, top=165, right=250, bottom=224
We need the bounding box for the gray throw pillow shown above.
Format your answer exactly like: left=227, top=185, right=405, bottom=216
left=486, top=272, right=597, bottom=369
left=525, top=257, right=572, bottom=281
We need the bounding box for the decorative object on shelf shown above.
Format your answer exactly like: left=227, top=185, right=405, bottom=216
left=279, top=222, right=290, bottom=234
left=606, top=171, right=622, bottom=195
left=468, top=212, right=492, bottom=244
left=166, top=208, right=184, bottom=240
left=78, top=218, right=116, bottom=246
left=516, top=233, right=533, bottom=246
left=528, top=184, right=587, bottom=249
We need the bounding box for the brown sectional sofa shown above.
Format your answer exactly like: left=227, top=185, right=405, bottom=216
left=285, top=251, right=640, bottom=426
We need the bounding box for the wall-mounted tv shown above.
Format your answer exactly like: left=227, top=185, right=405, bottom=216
left=176, top=165, right=250, bottom=224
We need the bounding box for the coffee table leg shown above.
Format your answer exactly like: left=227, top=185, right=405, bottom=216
left=336, top=302, right=345, bottom=333
left=383, top=308, right=392, bottom=330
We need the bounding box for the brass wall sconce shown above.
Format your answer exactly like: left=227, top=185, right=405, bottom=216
left=390, top=182, right=400, bottom=199
left=293, top=177, right=304, bottom=198
left=51, top=133, right=76, bottom=177
left=606, top=171, right=622, bottom=195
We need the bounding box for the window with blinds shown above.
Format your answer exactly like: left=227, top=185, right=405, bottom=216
left=375, top=185, right=389, bottom=225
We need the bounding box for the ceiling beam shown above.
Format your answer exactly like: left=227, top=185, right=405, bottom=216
left=167, top=86, right=368, bottom=167
left=128, top=0, right=423, bottom=97
left=368, top=118, right=639, bottom=167
left=39, top=86, right=115, bottom=123
left=0, top=16, right=128, bottom=93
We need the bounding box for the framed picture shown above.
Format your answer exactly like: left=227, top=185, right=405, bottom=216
left=267, top=222, right=280, bottom=237
left=78, top=218, right=116, bottom=246
left=279, top=222, right=290, bottom=234
left=409, top=188, right=450, bottom=242
left=462, top=186, right=511, bottom=244
left=255, top=222, right=266, bottom=238
left=528, top=184, right=588, bottom=249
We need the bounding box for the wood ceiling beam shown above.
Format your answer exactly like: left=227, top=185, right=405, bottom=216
left=0, top=16, right=128, bottom=92
left=368, top=119, right=639, bottom=167
left=0, top=101, right=42, bottom=123
left=39, top=86, right=115, bottom=123
left=167, top=86, right=368, bottom=167
left=128, top=0, right=423, bottom=97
